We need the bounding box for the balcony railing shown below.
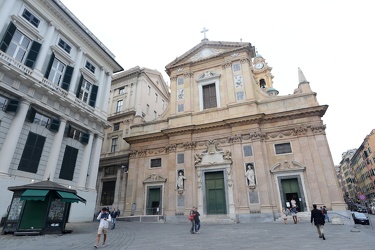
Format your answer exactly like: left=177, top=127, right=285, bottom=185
left=0, top=50, right=33, bottom=75
left=41, top=78, right=68, bottom=97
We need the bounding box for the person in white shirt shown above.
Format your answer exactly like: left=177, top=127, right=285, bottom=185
left=94, top=207, right=112, bottom=248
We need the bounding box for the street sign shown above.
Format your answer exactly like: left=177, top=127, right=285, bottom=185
left=359, top=194, right=366, bottom=201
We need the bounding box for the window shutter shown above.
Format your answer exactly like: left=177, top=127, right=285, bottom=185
left=80, top=133, right=90, bottom=144
left=59, top=146, right=78, bottom=181
left=61, top=65, right=73, bottom=91
left=0, top=22, right=16, bottom=52
left=76, top=75, right=83, bottom=97
left=25, top=107, right=36, bottom=122
left=4, top=99, right=19, bottom=112
left=18, top=132, right=45, bottom=173
left=48, top=119, right=60, bottom=132
left=89, top=85, right=98, bottom=107
left=25, top=41, right=41, bottom=68
left=44, top=53, right=55, bottom=78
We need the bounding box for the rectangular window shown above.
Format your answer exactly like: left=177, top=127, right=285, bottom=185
left=116, top=100, right=123, bottom=112
left=148, top=85, right=151, bottom=95
left=48, top=58, right=65, bottom=85
left=113, top=123, right=120, bottom=131
left=236, top=91, right=245, bottom=101
left=243, top=145, right=253, bottom=157
left=178, top=104, right=184, bottom=112
left=154, top=111, right=157, bottom=119
left=118, top=87, right=125, bottom=95
left=7, top=30, right=31, bottom=63
left=85, top=61, right=96, bottom=73
left=150, top=158, right=161, bottom=168
left=177, top=153, right=184, bottom=164
left=78, top=79, right=92, bottom=103
left=22, top=9, right=40, bottom=28
left=232, top=63, right=241, bottom=72
left=155, top=93, right=158, bottom=103
left=203, top=83, right=217, bottom=109
left=33, top=112, right=50, bottom=127
left=58, top=38, right=71, bottom=53
left=275, top=143, right=292, bottom=155
left=18, top=132, right=45, bottom=173
left=177, top=77, right=184, bottom=85
left=100, top=181, right=116, bottom=205
left=162, top=100, right=165, bottom=110
left=146, top=104, right=149, bottom=114
left=67, top=126, right=82, bottom=141
left=59, top=145, right=78, bottom=180
left=111, top=138, right=118, bottom=152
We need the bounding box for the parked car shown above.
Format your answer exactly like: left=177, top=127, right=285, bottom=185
left=351, top=212, right=370, bottom=225
left=350, top=204, right=367, bottom=213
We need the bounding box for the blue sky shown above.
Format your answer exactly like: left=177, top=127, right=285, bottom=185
left=61, top=0, right=375, bottom=165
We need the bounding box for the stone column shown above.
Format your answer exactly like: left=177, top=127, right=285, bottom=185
left=96, top=68, right=105, bottom=110
left=0, top=100, right=29, bottom=174
left=68, top=48, right=83, bottom=97
left=77, top=132, right=94, bottom=189
left=33, top=23, right=55, bottom=74
left=0, top=0, right=14, bottom=29
left=87, top=135, right=103, bottom=190
left=43, top=119, right=67, bottom=180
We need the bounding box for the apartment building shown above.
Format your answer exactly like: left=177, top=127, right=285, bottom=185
left=0, top=0, right=122, bottom=222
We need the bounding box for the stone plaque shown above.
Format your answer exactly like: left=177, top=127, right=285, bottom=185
left=249, top=191, right=259, bottom=204
left=177, top=195, right=185, bottom=207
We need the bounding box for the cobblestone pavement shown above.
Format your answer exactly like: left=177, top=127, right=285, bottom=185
left=1, top=219, right=375, bottom=250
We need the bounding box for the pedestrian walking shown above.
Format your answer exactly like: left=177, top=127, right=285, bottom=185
left=111, top=208, right=119, bottom=229
left=311, top=204, right=326, bottom=240
left=322, top=206, right=330, bottom=222
left=291, top=206, right=298, bottom=224
left=189, top=206, right=196, bottom=234
left=193, top=207, right=201, bottom=234
left=94, top=207, right=112, bottom=248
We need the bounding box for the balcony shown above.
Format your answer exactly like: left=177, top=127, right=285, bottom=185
left=0, top=50, right=33, bottom=75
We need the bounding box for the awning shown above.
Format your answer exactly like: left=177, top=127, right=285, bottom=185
left=20, top=189, right=49, bottom=201
left=56, top=191, right=86, bottom=204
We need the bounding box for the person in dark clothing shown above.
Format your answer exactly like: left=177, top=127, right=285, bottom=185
left=311, top=204, right=326, bottom=240
left=110, top=208, right=119, bottom=230
left=193, top=207, right=201, bottom=234
left=189, top=206, right=196, bottom=234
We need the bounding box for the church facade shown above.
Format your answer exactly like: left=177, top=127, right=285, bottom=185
left=123, top=38, right=347, bottom=222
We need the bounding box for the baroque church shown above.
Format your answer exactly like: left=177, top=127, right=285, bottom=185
left=122, top=35, right=347, bottom=223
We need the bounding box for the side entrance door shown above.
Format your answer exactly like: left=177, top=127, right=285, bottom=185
left=205, top=171, right=226, bottom=214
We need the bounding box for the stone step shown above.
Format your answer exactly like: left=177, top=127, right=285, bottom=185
left=201, top=215, right=236, bottom=224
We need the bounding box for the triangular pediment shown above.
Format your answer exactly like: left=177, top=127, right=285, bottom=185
left=165, top=40, right=255, bottom=71
left=270, top=160, right=305, bottom=173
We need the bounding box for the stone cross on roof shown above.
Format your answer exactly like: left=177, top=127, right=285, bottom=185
left=201, top=27, right=209, bottom=40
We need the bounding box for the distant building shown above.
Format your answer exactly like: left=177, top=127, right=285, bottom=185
left=97, top=66, right=170, bottom=213
left=337, top=149, right=356, bottom=204
left=349, top=129, right=375, bottom=206
left=0, top=0, right=122, bottom=222
left=122, top=38, right=347, bottom=223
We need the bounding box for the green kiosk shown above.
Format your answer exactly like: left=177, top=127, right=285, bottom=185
left=2, top=180, right=86, bottom=235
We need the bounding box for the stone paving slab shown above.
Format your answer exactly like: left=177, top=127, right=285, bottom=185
left=1, top=220, right=375, bottom=250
